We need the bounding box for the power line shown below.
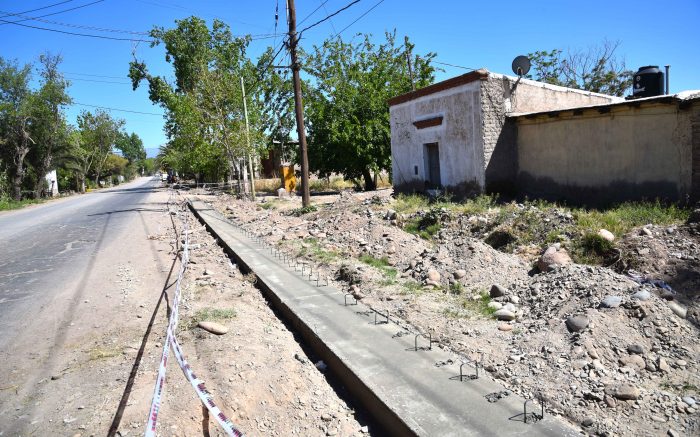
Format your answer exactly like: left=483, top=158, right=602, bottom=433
left=72, top=101, right=162, bottom=115
left=66, top=77, right=132, bottom=84
left=0, top=18, right=154, bottom=42
left=0, top=0, right=106, bottom=26
left=298, top=0, right=329, bottom=25
left=319, top=0, right=338, bottom=35
left=433, top=60, right=477, bottom=71
left=333, top=0, right=385, bottom=38
left=64, top=71, right=130, bottom=79
left=0, top=0, right=76, bottom=19
left=0, top=10, right=149, bottom=35
left=299, top=0, right=361, bottom=35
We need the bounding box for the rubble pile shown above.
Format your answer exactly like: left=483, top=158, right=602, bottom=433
left=207, top=190, right=699, bottom=436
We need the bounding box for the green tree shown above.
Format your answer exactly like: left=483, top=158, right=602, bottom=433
left=27, top=53, right=72, bottom=197
left=0, top=58, right=35, bottom=200
left=527, top=40, right=632, bottom=97
left=129, top=17, right=262, bottom=190
left=303, top=32, right=436, bottom=190
left=76, top=110, right=124, bottom=191
left=115, top=131, right=146, bottom=163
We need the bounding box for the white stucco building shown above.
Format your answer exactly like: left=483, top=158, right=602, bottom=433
left=388, top=69, right=618, bottom=197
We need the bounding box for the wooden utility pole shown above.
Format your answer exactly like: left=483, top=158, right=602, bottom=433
left=287, top=0, right=311, bottom=207
left=405, top=36, right=415, bottom=91
left=240, top=76, right=256, bottom=200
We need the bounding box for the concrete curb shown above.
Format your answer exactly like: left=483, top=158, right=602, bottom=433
left=188, top=199, right=579, bottom=437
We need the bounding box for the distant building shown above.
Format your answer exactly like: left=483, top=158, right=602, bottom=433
left=44, top=170, right=59, bottom=196
left=388, top=69, right=700, bottom=204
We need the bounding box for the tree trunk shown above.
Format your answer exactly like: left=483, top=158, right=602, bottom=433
left=11, top=168, right=23, bottom=201
left=362, top=168, right=376, bottom=191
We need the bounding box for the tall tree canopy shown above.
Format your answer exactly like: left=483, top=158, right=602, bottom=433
left=130, top=16, right=263, bottom=188
left=303, top=32, right=436, bottom=190
left=527, top=40, right=633, bottom=97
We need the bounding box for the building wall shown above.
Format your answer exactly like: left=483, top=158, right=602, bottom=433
left=516, top=102, right=697, bottom=204
left=390, top=80, right=483, bottom=196
left=480, top=75, right=618, bottom=193
left=692, top=104, right=700, bottom=201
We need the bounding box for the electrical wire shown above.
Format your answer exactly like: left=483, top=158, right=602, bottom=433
left=71, top=101, right=162, bottom=115
left=433, top=61, right=477, bottom=71
left=0, top=0, right=105, bottom=26
left=0, top=18, right=155, bottom=42
left=0, top=10, right=149, bottom=35
left=298, top=0, right=330, bottom=25
left=66, top=77, right=132, bottom=84
left=299, top=0, right=361, bottom=35
left=64, top=71, right=131, bottom=79
left=319, top=0, right=338, bottom=35
left=332, top=0, right=384, bottom=38
left=0, top=0, right=76, bottom=19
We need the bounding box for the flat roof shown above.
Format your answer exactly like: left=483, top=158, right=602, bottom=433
left=509, top=90, right=700, bottom=119
left=387, top=69, right=488, bottom=106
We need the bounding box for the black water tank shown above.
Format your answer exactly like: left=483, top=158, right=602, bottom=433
left=632, top=66, right=664, bottom=98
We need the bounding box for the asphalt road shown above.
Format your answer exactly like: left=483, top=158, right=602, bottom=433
left=0, top=177, right=165, bottom=351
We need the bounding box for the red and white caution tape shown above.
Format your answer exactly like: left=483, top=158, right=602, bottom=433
left=145, top=198, right=243, bottom=436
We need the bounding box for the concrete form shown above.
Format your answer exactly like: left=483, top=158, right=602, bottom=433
left=189, top=199, right=579, bottom=437
left=388, top=70, right=618, bottom=197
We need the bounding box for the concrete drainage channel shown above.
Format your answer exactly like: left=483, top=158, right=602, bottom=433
left=188, top=199, right=579, bottom=437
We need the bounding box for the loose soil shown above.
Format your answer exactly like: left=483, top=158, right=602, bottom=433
left=203, top=188, right=699, bottom=437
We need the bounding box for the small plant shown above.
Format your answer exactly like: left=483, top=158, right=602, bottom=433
left=297, top=237, right=339, bottom=263
left=460, top=291, right=496, bottom=317
left=405, top=206, right=445, bottom=240
left=449, top=282, right=464, bottom=295
left=187, top=307, right=237, bottom=330
left=290, top=205, right=318, bottom=216
left=359, top=254, right=398, bottom=281
left=259, top=201, right=278, bottom=210
left=401, top=280, right=423, bottom=294
left=88, top=346, right=121, bottom=361
left=393, top=193, right=429, bottom=214
left=0, top=196, right=45, bottom=211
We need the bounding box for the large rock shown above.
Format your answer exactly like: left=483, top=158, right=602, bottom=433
left=632, top=289, right=651, bottom=301
left=490, top=284, right=507, bottom=298
left=197, top=321, right=229, bottom=335
left=597, top=229, right=615, bottom=242
left=668, top=301, right=687, bottom=319
left=600, top=295, right=623, bottom=308
left=493, top=309, right=516, bottom=321
left=565, top=315, right=589, bottom=332
left=619, top=354, right=646, bottom=370
left=537, top=245, right=572, bottom=272
left=613, top=384, right=640, bottom=400
left=453, top=269, right=467, bottom=280
left=426, top=269, right=441, bottom=282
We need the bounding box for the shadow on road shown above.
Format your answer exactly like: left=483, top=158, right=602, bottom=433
left=107, top=210, right=182, bottom=436
left=87, top=207, right=165, bottom=217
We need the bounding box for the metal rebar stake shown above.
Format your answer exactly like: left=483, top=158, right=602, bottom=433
left=523, top=397, right=544, bottom=424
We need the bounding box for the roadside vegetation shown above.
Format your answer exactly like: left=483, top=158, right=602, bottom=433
left=394, top=193, right=691, bottom=266
left=0, top=55, right=151, bottom=206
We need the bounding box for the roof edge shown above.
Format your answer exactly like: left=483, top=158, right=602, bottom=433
left=388, top=69, right=488, bottom=107
left=508, top=90, right=700, bottom=119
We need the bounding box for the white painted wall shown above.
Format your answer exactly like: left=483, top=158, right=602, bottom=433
left=44, top=170, right=58, bottom=196
left=390, top=81, right=483, bottom=194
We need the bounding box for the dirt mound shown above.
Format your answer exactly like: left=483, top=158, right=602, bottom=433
left=207, top=190, right=699, bottom=437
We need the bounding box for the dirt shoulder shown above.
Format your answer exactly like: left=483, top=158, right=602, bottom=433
left=205, top=189, right=699, bottom=437
left=1, top=187, right=370, bottom=436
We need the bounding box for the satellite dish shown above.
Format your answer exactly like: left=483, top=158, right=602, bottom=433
left=512, top=55, right=531, bottom=77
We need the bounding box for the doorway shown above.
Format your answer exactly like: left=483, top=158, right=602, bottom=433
left=424, top=143, right=441, bottom=189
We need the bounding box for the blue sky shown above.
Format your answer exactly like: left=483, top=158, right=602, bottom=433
left=2, top=0, right=699, bottom=155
